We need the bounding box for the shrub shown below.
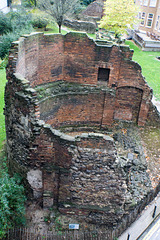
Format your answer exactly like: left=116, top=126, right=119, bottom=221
left=0, top=33, right=17, bottom=59
left=0, top=55, right=8, bottom=69
left=31, top=14, right=49, bottom=29
left=8, top=9, right=33, bottom=34
left=0, top=171, right=26, bottom=239
left=0, top=9, right=33, bottom=59
left=81, top=0, right=95, bottom=6
left=21, top=0, right=37, bottom=8
left=0, top=12, right=12, bottom=35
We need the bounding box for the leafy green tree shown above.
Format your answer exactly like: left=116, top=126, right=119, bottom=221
left=38, top=0, right=81, bottom=33
left=0, top=172, right=26, bottom=239
left=99, top=0, right=139, bottom=36
left=0, top=12, right=12, bottom=35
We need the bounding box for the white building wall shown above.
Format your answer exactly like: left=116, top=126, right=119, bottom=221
left=0, top=0, right=10, bottom=13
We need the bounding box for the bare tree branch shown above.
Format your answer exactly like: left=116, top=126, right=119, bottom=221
left=38, top=0, right=80, bottom=33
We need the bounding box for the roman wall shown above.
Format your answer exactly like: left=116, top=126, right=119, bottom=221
left=5, top=32, right=160, bottom=238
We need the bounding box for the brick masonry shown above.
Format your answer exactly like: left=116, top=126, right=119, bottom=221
left=4, top=32, right=160, bottom=238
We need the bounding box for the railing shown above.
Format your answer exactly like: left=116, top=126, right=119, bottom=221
left=5, top=228, right=115, bottom=240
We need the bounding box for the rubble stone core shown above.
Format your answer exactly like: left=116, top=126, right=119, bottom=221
left=4, top=32, right=160, bottom=238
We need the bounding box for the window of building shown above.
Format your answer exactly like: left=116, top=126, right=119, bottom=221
left=140, top=12, right=146, bottom=25
left=144, top=0, right=148, bottom=6
left=149, top=0, right=157, bottom=7
left=155, top=15, right=160, bottom=29
left=97, top=68, right=110, bottom=83
left=158, top=16, right=160, bottom=32
left=142, top=12, right=146, bottom=18
left=146, top=13, right=154, bottom=27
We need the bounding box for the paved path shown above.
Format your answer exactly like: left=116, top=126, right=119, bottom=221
left=139, top=216, right=160, bottom=240
left=152, top=96, right=160, bottom=113
left=118, top=192, right=160, bottom=240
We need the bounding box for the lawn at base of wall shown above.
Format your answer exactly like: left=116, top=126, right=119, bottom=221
left=125, top=40, right=160, bottom=101
left=0, top=68, right=6, bottom=151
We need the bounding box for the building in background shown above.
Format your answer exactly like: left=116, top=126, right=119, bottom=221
left=0, top=0, right=21, bottom=13
left=0, top=0, right=11, bottom=13
left=133, top=0, right=160, bottom=50
left=135, top=0, right=160, bottom=36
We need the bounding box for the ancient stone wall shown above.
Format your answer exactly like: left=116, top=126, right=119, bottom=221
left=13, top=32, right=153, bottom=126
left=39, top=92, right=105, bottom=128
left=63, top=18, right=97, bottom=34
left=5, top=32, right=160, bottom=238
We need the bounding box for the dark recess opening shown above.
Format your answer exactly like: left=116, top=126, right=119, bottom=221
left=98, top=68, right=110, bottom=83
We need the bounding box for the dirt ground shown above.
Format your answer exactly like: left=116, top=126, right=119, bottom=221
left=139, top=126, right=160, bottom=189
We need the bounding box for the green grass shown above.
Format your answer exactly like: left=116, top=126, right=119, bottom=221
left=34, top=23, right=68, bottom=35
left=125, top=40, right=160, bottom=101
left=0, top=68, right=6, bottom=151
left=37, top=23, right=96, bottom=39
left=43, top=23, right=68, bottom=35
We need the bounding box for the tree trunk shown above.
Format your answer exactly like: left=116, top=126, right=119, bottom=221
left=59, top=24, right=61, bottom=33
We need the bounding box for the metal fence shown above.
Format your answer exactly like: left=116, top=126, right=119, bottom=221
left=5, top=228, right=115, bottom=240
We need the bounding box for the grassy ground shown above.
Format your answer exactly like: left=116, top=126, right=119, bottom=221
left=125, top=40, right=160, bottom=101
left=0, top=68, right=6, bottom=151
left=40, top=23, right=96, bottom=39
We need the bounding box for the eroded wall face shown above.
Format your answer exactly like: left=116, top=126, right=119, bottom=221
left=5, top=32, right=159, bottom=237
left=16, top=34, right=64, bottom=87
left=38, top=34, right=64, bottom=86
left=64, top=33, right=97, bottom=84
left=115, top=87, right=143, bottom=122
left=64, top=138, right=127, bottom=225
left=39, top=92, right=106, bottom=128
left=14, top=32, right=152, bottom=126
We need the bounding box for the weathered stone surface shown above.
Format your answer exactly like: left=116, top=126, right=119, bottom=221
left=4, top=32, right=160, bottom=239
left=63, top=18, right=97, bottom=34
left=27, top=170, right=43, bottom=198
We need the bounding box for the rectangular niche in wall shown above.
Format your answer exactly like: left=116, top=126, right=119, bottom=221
left=98, top=68, right=110, bottom=85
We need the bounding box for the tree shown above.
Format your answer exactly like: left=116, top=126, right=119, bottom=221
left=38, top=0, right=80, bottom=33
left=99, top=0, right=139, bottom=36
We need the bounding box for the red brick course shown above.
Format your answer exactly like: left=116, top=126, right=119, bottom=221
left=5, top=32, right=159, bottom=237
